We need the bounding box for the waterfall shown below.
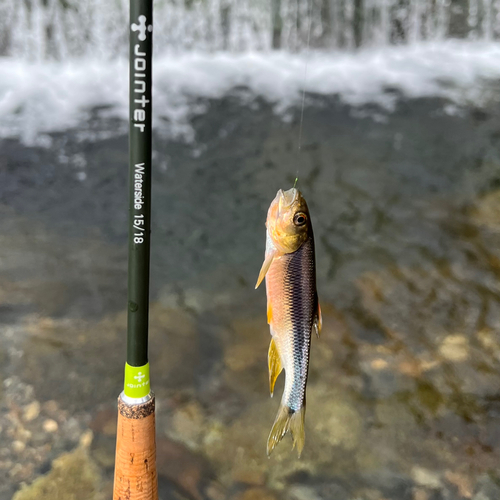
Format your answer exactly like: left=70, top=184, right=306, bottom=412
left=0, top=0, right=499, bottom=60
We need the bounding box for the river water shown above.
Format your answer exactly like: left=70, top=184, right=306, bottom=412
left=1, top=77, right=500, bottom=499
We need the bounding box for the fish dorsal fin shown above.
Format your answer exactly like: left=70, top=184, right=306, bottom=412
left=314, top=302, right=322, bottom=338
left=255, top=250, right=278, bottom=289
left=268, top=337, right=283, bottom=397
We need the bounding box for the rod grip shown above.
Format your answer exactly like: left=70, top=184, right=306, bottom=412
left=113, top=393, right=158, bottom=500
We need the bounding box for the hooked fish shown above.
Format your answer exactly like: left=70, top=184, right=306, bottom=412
left=255, top=187, right=321, bottom=457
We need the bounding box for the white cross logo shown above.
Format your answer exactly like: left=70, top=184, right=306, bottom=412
left=131, top=15, right=152, bottom=42
left=134, top=372, right=145, bottom=383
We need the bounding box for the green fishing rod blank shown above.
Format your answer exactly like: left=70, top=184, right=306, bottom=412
left=113, top=1, right=158, bottom=499
left=127, top=0, right=153, bottom=372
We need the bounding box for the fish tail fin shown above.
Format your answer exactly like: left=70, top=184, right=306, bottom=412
left=290, top=405, right=306, bottom=457
left=267, top=404, right=306, bottom=458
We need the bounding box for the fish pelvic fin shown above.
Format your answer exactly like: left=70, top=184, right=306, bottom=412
left=268, top=338, right=283, bottom=397
left=267, top=404, right=306, bottom=458
left=314, top=302, right=322, bottom=339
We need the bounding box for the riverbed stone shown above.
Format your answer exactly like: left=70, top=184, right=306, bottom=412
left=470, top=190, right=500, bottom=231
left=223, top=317, right=268, bottom=374
left=413, top=489, right=429, bottom=500
left=170, top=400, right=206, bottom=449
left=472, top=474, right=500, bottom=500
left=42, top=419, right=58, bottom=433
left=232, top=487, right=279, bottom=500
left=288, top=484, right=323, bottom=500
left=444, top=470, right=473, bottom=498
left=310, top=387, right=362, bottom=451
left=22, top=401, right=40, bottom=422
left=12, top=448, right=103, bottom=500
left=477, top=329, right=500, bottom=362
left=11, top=441, right=26, bottom=454
left=438, top=335, right=469, bottom=362
left=89, top=407, right=117, bottom=437
left=411, top=466, right=442, bottom=489
left=156, top=436, right=211, bottom=500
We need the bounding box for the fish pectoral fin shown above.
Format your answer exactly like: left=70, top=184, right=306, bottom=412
left=267, top=405, right=306, bottom=458
left=268, top=338, right=283, bottom=397
left=313, top=302, right=322, bottom=339
left=255, top=251, right=278, bottom=289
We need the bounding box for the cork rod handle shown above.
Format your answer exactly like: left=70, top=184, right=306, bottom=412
left=113, top=394, right=158, bottom=500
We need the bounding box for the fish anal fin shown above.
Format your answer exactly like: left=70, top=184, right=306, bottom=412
left=267, top=404, right=306, bottom=458
left=268, top=338, right=283, bottom=397
left=255, top=250, right=278, bottom=289
left=314, top=302, right=322, bottom=338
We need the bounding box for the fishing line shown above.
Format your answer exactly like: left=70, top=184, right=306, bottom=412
left=296, top=0, right=313, bottom=186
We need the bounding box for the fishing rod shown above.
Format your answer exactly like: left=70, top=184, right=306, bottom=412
left=113, top=1, right=158, bottom=499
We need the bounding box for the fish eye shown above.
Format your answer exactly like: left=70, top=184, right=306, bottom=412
left=293, top=212, right=307, bottom=226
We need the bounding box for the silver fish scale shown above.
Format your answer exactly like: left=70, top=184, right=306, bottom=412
left=282, top=237, right=316, bottom=412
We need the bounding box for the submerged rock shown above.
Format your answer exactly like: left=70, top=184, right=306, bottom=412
left=470, top=189, right=500, bottom=231
left=22, top=401, right=40, bottom=423
left=438, top=334, right=469, bottom=362
left=288, top=485, right=323, bottom=500
left=232, top=487, right=279, bottom=500
left=156, top=437, right=211, bottom=500
left=12, top=448, right=103, bottom=500
left=411, top=466, right=442, bottom=489
left=472, top=474, right=500, bottom=500
left=42, top=419, right=58, bottom=433
left=444, top=470, right=473, bottom=498
left=170, top=400, right=206, bottom=450
left=309, top=386, right=362, bottom=451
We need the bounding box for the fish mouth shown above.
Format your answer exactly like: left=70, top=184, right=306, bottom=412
left=278, top=188, right=299, bottom=211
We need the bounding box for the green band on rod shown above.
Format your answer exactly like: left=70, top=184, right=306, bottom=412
left=124, top=362, right=150, bottom=398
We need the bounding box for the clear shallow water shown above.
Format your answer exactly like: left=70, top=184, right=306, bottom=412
left=1, top=89, right=500, bottom=499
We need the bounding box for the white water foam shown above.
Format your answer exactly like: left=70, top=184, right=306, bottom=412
left=1, top=41, right=500, bottom=146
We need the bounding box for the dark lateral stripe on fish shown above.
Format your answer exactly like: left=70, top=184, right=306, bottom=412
left=285, top=238, right=315, bottom=411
